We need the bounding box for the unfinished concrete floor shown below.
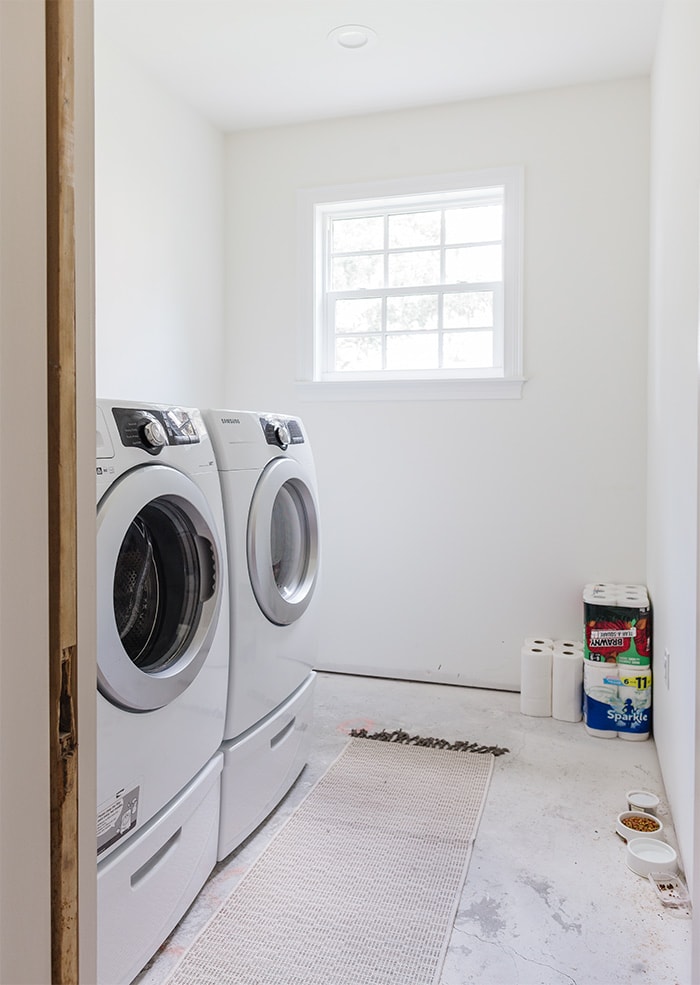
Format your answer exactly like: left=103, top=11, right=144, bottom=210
left=134, top=672, right=691, bottom=985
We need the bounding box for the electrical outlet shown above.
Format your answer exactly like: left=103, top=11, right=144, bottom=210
left=663, top=648, right=670, bottom=688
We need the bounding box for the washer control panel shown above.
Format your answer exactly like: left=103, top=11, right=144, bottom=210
left=112, top=406, right=201, bottom=454
left=259, top=415, right=304, bottom=449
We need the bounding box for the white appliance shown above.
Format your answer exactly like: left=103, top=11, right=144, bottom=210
left=96, top=400, right=229, bottom=984
left=204, top=410, right=320, bottom=859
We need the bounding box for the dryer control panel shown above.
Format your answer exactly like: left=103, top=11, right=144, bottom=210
left=259, top=415, right=304, bottom=449
left=112, top=406, right=202, bottom=454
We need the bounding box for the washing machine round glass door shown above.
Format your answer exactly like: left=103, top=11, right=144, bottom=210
left=247, top=457, right=320, bottom=626
left=96, top=464, right=224, bottom=711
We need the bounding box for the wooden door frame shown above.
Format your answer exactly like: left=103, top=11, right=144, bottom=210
left=46, top=0, right=96, bottom=981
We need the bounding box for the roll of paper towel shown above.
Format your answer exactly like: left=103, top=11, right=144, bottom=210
left=616, top=663, right=651, bottom=741
left=520, top=645, right=552, bottom=717
left=583, top=659, right=618, bottom=691
left=552, top=649, right=583, bottom=722
left=583, top=659, right=619, bottom=739
left=524, top=637, right=554, bottom=650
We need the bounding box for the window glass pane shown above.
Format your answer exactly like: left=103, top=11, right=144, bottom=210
left=445, top=205, right=502, bottom=244
left=443, top=291, right=493, bottom=329
left=388, top=250, right=440, bottom=288
left=445, top=245, right=501, bottom=284
left=386, top=333, right=438, bottom=370
left=335, top=298, right=382, bottom=334
left=388, top=211, right=441, bottom=248
left=332, top=216, right=384, bottom=253
left=386, top=294, right=438, bottom=332
left=335, top=335, right=382, bottom=371
left=443, top=330, right=493, bottom=368
left=331, top=254, right=384, bottom=290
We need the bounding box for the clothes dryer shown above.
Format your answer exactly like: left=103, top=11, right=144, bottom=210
left=204, top=410, right=320, bottom=858
left=96, top=400, right=229, bottom=984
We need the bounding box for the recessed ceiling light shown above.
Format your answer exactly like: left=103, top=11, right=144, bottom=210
left=327, top=25, right=378, bottom=50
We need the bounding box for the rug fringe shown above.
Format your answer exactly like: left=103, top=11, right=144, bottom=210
left=349, top=728, right=509, bottom=756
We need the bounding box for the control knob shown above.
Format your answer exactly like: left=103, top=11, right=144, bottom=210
left=141, top=418, right=167, bottom=449
left=274, top=422, right=290, bottom=449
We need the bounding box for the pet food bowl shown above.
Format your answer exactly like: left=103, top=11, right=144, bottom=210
left=616, top=811, right=663, bottom=841
left=626, top=837, right=678, bottom=876
left=626, top=789, right=660, bottom=814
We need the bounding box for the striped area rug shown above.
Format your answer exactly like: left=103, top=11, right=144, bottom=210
left=164, top=737, right=494, bottom=985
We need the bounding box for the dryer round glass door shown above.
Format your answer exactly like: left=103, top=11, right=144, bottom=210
left=247, top=457, right=319, bottom=626
left=97, top=464, right=224, bottom=711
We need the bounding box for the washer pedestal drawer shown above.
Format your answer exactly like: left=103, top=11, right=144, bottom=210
left=97, top=752, right=223, bottom=985
left=218, top=672, right=315, bottom=861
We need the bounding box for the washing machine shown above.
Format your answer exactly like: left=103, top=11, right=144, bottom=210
left=204, top=410, right=320, bottom=859
left=95, top=400, right=229, bottom=984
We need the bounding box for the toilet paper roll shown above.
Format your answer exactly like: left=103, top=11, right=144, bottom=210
left=523, top=637, right=553, bottom=650
left=552, top=649, right=583, bottom=722
left=520, top=646, right=552, bottom=717
left=554, top=639, right=584, bottom=653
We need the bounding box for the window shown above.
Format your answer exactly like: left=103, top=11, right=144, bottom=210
left=298, top=168, right=524, bottom=400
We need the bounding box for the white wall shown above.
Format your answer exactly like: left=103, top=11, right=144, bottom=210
left=94, top=24, right=226, bottom=407
left=647, top=0, right=700, bottom=915
left=225, top=79, right=650, bottom=690
left=0, top=2, right=52, bottom=980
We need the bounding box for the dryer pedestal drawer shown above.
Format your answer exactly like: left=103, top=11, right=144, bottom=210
left=97, top=752, right=223, bottom=985
left=218, top=672, right=315, bottom=861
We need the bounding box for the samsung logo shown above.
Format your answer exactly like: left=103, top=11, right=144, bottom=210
left=221, top=417, right=241, bottom=425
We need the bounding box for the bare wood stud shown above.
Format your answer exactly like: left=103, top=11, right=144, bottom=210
left=46, top=0, right=80, bottom=981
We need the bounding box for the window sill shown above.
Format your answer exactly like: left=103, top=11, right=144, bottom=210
left=294, top=378, right=525, bottom=402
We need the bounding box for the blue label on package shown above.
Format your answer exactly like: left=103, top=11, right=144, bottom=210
left=584, top=692, right=651, bottom=735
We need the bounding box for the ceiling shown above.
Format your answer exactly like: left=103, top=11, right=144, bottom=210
left=95, top=0, right=664, bottom=132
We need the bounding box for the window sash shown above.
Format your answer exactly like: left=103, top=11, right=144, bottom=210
left=301, top=167, right=523, bottom=390
left=324, top=284, right=504, bottom=378
left=320, top=193, right=505, bottom=379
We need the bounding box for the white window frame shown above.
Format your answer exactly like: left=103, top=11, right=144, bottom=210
left=297, top=167, right=524, bottom=401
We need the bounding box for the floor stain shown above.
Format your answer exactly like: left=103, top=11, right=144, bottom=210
left=459, top=895, right=507, bottom=938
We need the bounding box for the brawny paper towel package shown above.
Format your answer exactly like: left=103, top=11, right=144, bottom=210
left=584, top=585, right=651, bottom=667
left=520, top=644, right=553, bottom=717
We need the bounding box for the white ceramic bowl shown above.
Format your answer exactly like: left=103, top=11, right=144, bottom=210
left=616, top=811, right=663, bottom=841
left=626, top=789, right=660, bottom=814
left=626, top=837, right=678, bottom=876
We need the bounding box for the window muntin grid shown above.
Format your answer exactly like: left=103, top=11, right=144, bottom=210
left=321, top=192, right=505, bottom=380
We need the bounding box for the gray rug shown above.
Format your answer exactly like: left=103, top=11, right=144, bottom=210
left=164, top=738, right=495, bottom=985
